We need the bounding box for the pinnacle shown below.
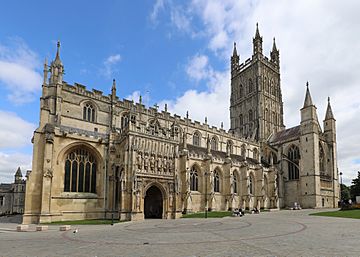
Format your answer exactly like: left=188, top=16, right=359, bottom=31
left=303, top=82, right=314, bottom=108
left=325, top=97, right=335, bottom=120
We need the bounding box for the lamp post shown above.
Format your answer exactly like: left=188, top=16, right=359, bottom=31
left=339, top=171, right=343, bottom=202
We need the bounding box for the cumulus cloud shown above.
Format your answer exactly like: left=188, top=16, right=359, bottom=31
left=0, top=111, right=35, bottom=149
left=101, top=54, right=121, bottom=78
left=0, top=38, right=42, bottom=104
left=0, top=152, right=32, bottom=183
left=152, top=0, right=360, bottom=183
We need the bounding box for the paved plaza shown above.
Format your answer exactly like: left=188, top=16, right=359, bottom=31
left=0, top=209, right=359, bottom=257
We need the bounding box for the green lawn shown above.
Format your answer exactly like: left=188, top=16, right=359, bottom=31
left=182, top=211, right=232, bottom=218
left=310, top=209, right=360, bottom=219
left=42, top=219, right=122, bottom=225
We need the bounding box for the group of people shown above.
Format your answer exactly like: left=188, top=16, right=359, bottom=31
left=233, top=207, right=260, bottom=216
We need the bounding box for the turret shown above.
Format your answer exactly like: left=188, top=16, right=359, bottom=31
left=301, top=82, right=319, bottom=131
left=14, top=167, right=23, bottom=183
left=231, top=42, right=239, bottom=73
left=323, top=97, right=336, bottom=142
left=253, top=23, right=263, bottom=56
left=270, top=37, right=279, bottom=66
left=49, top=41, right=64, bottom=84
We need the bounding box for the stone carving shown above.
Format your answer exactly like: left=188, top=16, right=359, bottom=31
left=150, top=155, right=155, bottom=172
left=43, top=168, right=53, bottom=178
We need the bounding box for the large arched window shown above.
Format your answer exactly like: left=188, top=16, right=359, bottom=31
left=193, top=132, right=201, bottom=146
left=210, top=136, right=218, bottom=151
left=214, top=170, right=220, bottom=192
left=64, top=148, right=97, bottom=193
left=288, top=145, right=300, bottom=180
left=319, top=143, right=325, bottom=172
left=83, top=103, right=96, bottom=123
left=190, top=166, right=199, bottom=191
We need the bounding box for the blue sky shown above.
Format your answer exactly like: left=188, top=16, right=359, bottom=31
left=0, top=0, right=359, bottom=185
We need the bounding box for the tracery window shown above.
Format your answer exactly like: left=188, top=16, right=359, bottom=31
left=210, top=137, right=218, bottom=151
left=190, top=166, right=199, bottom=191
left=288, top=145, right=300, bottom=180
left=64, top=148, right=97, bottom=193
left=214, top=170, right=220, bottom=192
left=193, top=132, right=201, bottom=146
left=83, top=103, right=96, bottom=123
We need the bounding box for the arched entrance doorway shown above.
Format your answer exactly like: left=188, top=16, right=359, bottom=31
left=144, top=185, right=163, bottom=219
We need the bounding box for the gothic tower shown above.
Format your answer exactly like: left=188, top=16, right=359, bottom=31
left=230, top=24, right=285, bottom=141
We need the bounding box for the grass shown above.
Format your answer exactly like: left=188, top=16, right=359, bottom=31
left=310, top=209, right=360, bottom=219
left=41, top=219, right=123, bottom=225
left=182, top=211, right=232, bottom=218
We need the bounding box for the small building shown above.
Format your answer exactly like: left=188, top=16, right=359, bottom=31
left=0, top=168, right=27, bottom=215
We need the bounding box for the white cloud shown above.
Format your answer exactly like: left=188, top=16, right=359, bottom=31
left=125, top=90, right=141, bottom=102
left=150, top=0, right=166, bottom=24
left=100, top=54, right=121, bottom=79
left=0, top=152, right=32, bottom=183
left=153, top=0, right=360, bottom=183
left=0, top=38, right=42, bottom=104
left=186, top=54, right=212, bottom=82
left=0, top=110, right=35, bottom=148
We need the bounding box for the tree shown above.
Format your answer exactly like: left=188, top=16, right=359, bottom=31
left=350, top=171, right=360, bottom=200
left=340, top=184, right=350, bottom=201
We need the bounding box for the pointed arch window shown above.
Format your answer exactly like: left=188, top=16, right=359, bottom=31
left=241, top=144, right=246, bottom=158
left=64, top=148, right=97, bottom=193
left=83, top=103, right=96, bottom=123
left=193, top=132, right=201, bottom=146
left=288, top=145, right=300, bottom=180
left=248, top=79, right=253, bottom=93
left=190, top=166, right=198, bottom=191
left=214, top=170, right=220, bottom=192
left=319, top=143, right=325, bottom=172
left=210, top=136, right=218, bottom=151
left=240, top=84, right=244, bottom=98
left=249, top=175, right=254, bottom=195
left=233, top=173, right=238, bottom=194
left=239, top=114, right=243, bottom=126
left=249, top=109, right=253, bottom=122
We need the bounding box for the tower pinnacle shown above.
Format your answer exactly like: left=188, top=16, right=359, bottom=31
left=253, top=23, right=263, bottom=55
left=325, top=97, right=335, bottom=120
left=303, top=82, right=314, bottom=108
left=54, top=40, right=62, bottom=65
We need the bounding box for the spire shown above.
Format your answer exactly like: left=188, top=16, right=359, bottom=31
left=15, top=167, right=22, bottom=177
left=54, top=40, right=62, bottom=65
left=255, top=22, right=261, bottom=39
left=111, top=79, right=116, bottom=100
left=43, top=58, right=48, bottom=85
left=253, top=23, right=263, bottom=55
left=139, top=94, right=142, bottom=104
left=303, top=81, right=314, bottom=108
left=272, top=37, right=278, bottom=52
left=232, top=42, right=238, bottom=56
left=325, top=97, right=334, bottom=120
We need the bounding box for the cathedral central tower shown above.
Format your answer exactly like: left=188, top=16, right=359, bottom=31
left=230, top=24, right=285, bottom=141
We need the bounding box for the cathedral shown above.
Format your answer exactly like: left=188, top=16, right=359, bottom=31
left=23, top=25, right=339, bottom=224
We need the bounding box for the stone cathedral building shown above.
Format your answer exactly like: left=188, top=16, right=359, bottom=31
left=23, top=25, right=339, bottom=223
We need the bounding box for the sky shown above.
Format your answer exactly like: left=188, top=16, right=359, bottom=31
left=0, top=0, right=359, bottom=185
